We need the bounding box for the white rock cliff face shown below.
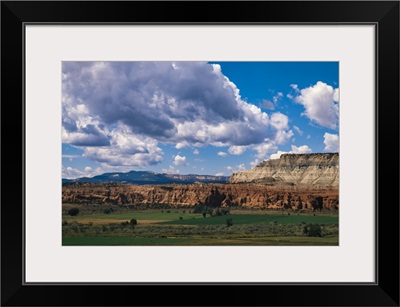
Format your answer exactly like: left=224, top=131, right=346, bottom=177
left=229, top=153, right=339, bottom=187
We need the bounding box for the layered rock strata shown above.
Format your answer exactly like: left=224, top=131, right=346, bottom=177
left=229, top=153, right=338, bottom=187
left=62, top=183, right=338, bottom=210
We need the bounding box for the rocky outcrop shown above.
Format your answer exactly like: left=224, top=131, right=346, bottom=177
left=229, top=153, right=338, bottom=187
left=62, top=183, right=339, bottom=211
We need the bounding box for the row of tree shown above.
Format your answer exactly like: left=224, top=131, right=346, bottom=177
left=192, top=205, right=230, bottom=217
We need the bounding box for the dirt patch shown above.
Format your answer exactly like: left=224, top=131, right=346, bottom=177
left=62, top=203, right=86, bottom=210
left=138, top=219, right=169, bottom=224
left=64, top=218, right=123, bottom=225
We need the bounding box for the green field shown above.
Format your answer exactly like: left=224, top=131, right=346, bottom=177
left=65, top=211, right=337, bottom=225
left=63, top=235, right=339, bottom=246
left=163, top=214, right=338, bottom=225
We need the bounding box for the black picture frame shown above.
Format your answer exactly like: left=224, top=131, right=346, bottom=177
left=1, top=1, right=399, bottom=306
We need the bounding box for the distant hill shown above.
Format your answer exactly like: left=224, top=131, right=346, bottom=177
left=62, top=170, right=229, bottom=185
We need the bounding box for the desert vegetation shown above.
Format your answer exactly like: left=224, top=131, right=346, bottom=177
left=62, top=203, right=338, bottom=246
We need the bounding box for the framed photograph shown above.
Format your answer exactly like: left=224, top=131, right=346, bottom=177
left=1, top=1, right=399, bottom=306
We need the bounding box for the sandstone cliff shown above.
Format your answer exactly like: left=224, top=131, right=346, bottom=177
left=229, top=153, right=338, bottom=187
left=62, top=183, right=338, bottom=210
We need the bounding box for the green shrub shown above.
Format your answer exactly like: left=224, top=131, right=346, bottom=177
left=70, top=222, right=79, bottom=232
left=103, top=208, right=112, bottom=214
left=68, top=208, right=79, bottom=216
left=303, top=223, right=322, bottom=237
left=226, top=218, right=233, bottom=227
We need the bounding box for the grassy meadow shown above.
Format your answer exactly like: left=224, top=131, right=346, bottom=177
left=62, top=205, right=339, bottom=246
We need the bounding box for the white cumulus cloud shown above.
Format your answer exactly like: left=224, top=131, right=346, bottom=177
left=253, top=141, right=278, bottom=159
left=218, top=152, right=228, bottom=157
left=62, top=166, right=85, bottom=179
left=228, top=146, right=246, bottom=155
left=62, top=62, right=297, bottom=168
left=270, top=112, right=289, bottom=130
left=269, top=112, right=294, bottom=144
left=269, top=151, right=288, bottom=160
left=81, top=124, right=163, bottom=168
left=175, top=141, right=190, bottom=149
left=324, top=133, right=339, bottom=152
left=294, top=81, right=339, bottom=129
left=273, top=92, right=283, bottom=104
left=274, top=129, right=294, bottom=145
left=173, top=155, right=188, bottom=167
left=269, top=144, right=312, bottom=160
left=62, top=166, right=103, bottom=179
left=291, top=145, right=312, bottom=154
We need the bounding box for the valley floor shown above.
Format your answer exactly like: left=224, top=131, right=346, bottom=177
left=62, top=207, right=339, bottom=246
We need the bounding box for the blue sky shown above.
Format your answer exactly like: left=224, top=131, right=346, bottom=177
left=62, top=62, right=339, bottom=179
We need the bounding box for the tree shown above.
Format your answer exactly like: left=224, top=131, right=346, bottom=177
left=68, top=208, right=79, bottom=216
left=130, top=218, right=138, bottom=226
left=303, top=223, right=322, bottom=237
left=103, top=208, right=112, bottom=214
